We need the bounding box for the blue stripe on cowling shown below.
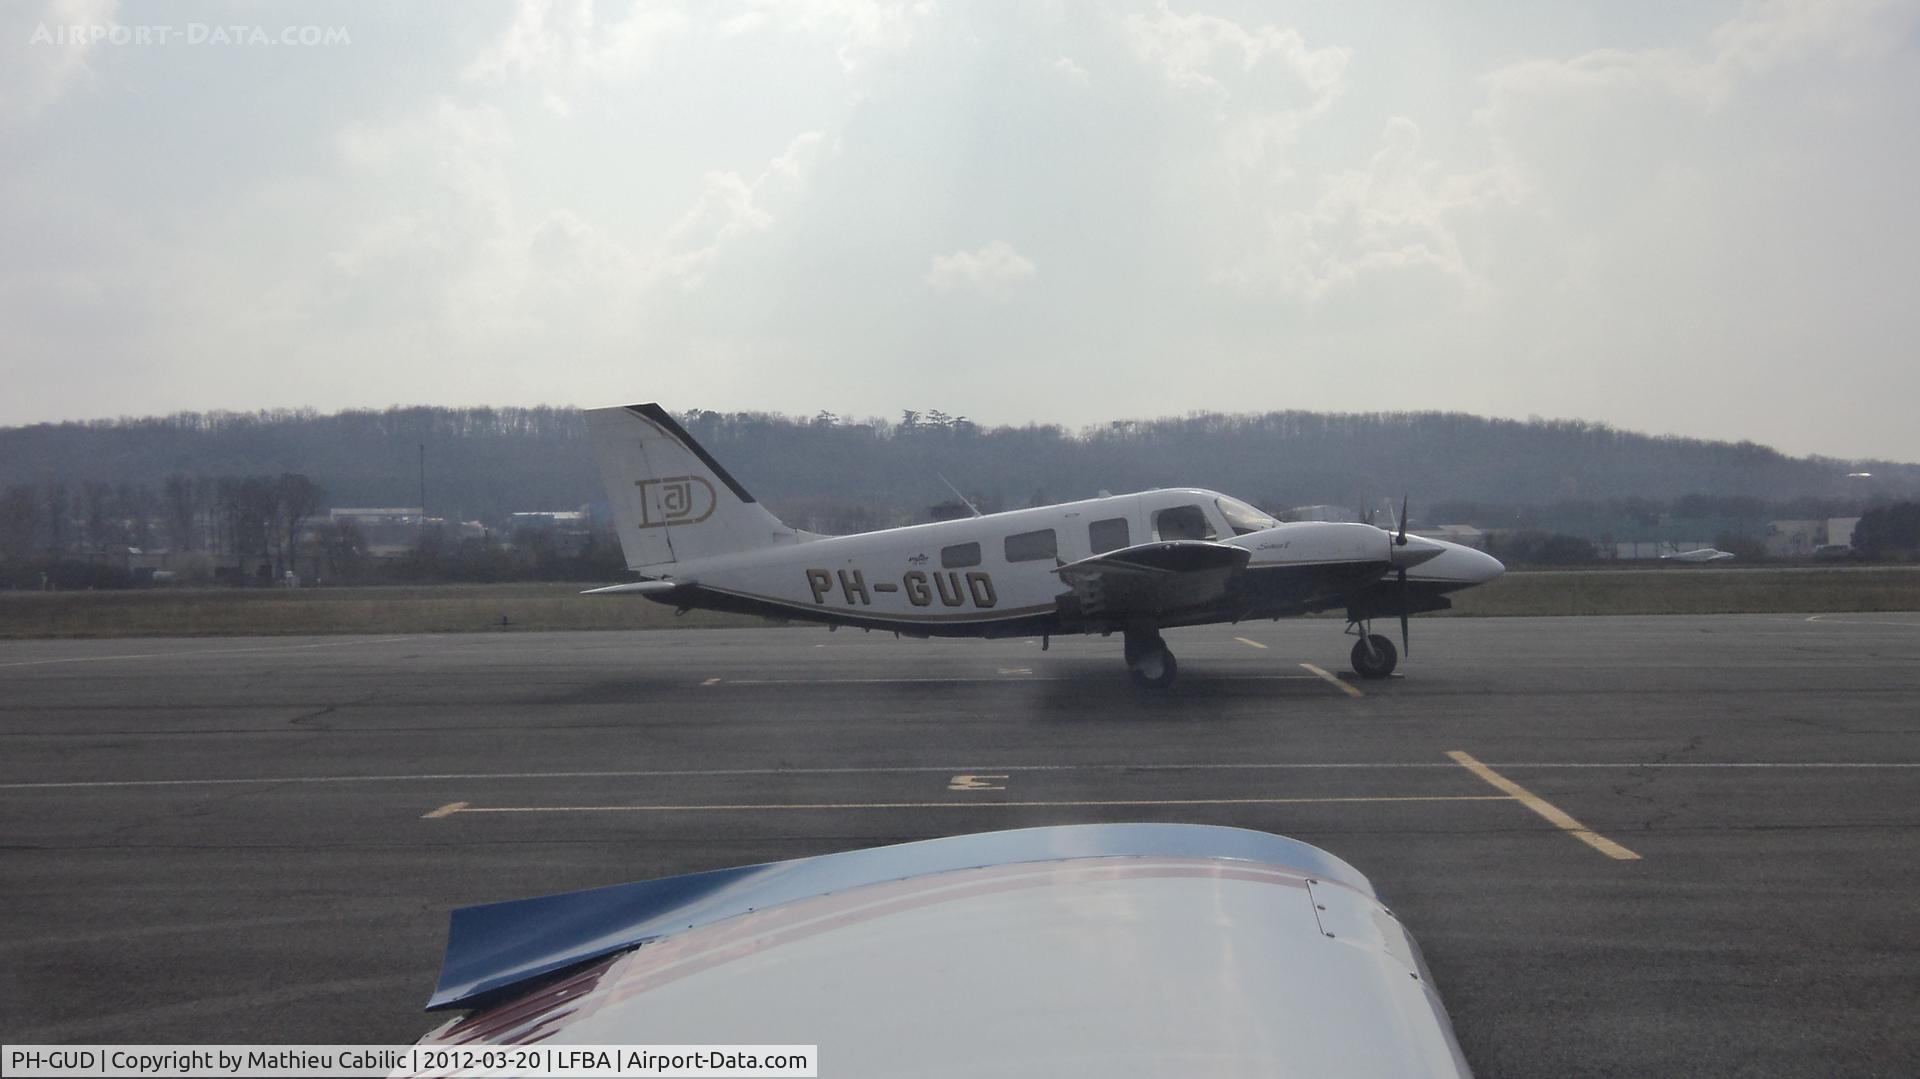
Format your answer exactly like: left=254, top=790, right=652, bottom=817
left=427, top=822, right=1371, bottom=1010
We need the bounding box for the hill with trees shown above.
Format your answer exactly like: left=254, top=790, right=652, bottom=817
left=2, top=405, right=1913, bottom=535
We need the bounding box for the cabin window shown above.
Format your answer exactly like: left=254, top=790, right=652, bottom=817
left=1004, top=529, right=1058, bottom=563
left=941, top=542, right=981, bottom=568
left=1216, top=496, right=1278, bottom=536
left=1153, top=504, right=1215, bottom=542
left=1089, top=517, right=1130, bottom=554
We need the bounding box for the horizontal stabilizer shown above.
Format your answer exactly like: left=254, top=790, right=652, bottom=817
left=579, top=579, right=693, bottom=597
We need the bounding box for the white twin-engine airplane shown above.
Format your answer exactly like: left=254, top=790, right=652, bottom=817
left=584, top=403, right=1505, bottom=688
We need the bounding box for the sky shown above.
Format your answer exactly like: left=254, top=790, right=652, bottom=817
left=3, top=0, right=1917, bottom=461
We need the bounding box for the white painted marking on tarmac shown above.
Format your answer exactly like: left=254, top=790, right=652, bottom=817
left=997, top=668, right=1033, bottom=675
left=422, top=801, right=468, bottom=819
left=7, top=761, right=1915, bottom=791
left=1804, top=614, right=1920, bottom=628
left=948, top=774, right=1008, bottom=791
left=701, top=677, right=721, bottom=686
left=719, top=674, right=1322, bottom=685
left=1449, top=750, right=1641, bottom=861
left=0, top=636, right=417, bottom=670
left=436, top=795, right=1515, bottom=816
left=1234, top=637, right=1268, bottom=649
left=1299, top=663, right=1365, bottom=698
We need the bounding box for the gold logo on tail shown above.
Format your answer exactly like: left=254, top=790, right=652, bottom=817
left=634, top=475, right=717, bottom=527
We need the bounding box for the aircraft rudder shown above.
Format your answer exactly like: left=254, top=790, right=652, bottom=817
left=584, top=403, right=794, bottom=570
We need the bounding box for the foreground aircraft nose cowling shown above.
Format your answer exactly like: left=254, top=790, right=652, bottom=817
left=421, top=824, right=1474, bottom=1077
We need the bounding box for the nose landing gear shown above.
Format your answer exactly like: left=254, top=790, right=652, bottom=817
left=1347, top=621, right=1398, bottom=680
left=1123, top=629, right=1179, bottom=689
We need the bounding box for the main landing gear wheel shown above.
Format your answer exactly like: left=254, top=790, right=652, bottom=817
left=1124, top=631, right=1179, bottom=689
left=1351, top=633, right=1398, bottom=680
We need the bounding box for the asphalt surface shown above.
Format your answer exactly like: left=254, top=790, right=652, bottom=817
left=2, top=614, right=1918, bottom=1076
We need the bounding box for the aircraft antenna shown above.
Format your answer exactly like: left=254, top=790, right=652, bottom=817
left=937, top=474, right=983, bottom=518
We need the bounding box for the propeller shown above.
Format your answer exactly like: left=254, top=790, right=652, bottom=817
left=1382, top=496, right=1444, bottom=658
left=1394, top=495, right=1410, bottom=657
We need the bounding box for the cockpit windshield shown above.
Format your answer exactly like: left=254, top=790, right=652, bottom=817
left=1216, top=497, right=1279, bottom=536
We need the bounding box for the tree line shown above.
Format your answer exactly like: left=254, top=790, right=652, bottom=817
left=4, top=405, right=1915, bottom=529
left=3, top=404, right=1917, bottom=585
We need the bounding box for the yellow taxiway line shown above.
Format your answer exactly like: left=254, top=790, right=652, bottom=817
left=1299, top=662, right=1365, bottom=698
left=1448, top=750, right=1641, bottom=860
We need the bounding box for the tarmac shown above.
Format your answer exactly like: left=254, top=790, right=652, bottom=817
left=2, top=613, right=1917, bottom=1076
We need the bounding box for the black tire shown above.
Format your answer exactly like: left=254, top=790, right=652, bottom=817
left=1350, top=634, right=1398, bottom=679
left=1128, top=645, right=1179, bottom=689
left=1122, top=630, right=1164, bottom=668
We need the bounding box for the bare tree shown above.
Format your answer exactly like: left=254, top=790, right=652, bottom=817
left=164, top=475, right=195, bottom=550
left=43, top=482, right=68, bottom=555
left=275, top=473, right=325, bottom=579
left=1, top=484, right=38, bottom=558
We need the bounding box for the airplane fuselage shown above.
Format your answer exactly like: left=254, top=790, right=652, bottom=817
left=583, top=402, right=1504, bottom=685
left=641, top=488, right=1499, bottom=638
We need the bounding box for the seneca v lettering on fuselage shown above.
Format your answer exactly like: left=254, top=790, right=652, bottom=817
left=584, top=403, right=1504, bottom=687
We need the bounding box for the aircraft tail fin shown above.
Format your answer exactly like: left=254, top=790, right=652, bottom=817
left=584, top=404, right=800, bottom=571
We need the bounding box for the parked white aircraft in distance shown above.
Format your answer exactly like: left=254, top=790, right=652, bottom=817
left=1662, top=548, right=1737, bottom=563
left=584, top=403, right=1505, bottom=687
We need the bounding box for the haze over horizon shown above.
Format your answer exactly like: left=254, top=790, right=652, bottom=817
left=5, top=1, right=1917, bottom=461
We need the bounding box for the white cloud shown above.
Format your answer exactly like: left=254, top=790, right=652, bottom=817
left=464, top=0, right=691, bottom=112
left=1123, top=2, right=1346, bottom=105
left=1051, top=55, right=1090, bottom=87
left=658, top=131, right=833, bottom=289
left=0, top=0, right=117, bottom=122
left=1482, top=0, right=1914, bottom=122
left=926, top=240, right=1037, bottom=295
left=1121, top=3, right=1351, bottom=194
left=4, top=2, right=1919, bottom=459
left=774, top=0, right=935, bottom=75
left=1229, top=117, right=1520, bottom=301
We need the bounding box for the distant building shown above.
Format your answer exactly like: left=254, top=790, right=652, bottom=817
left=1827, top=517, right=1860, bottom=549
left=329, top=507, right=437, bottom=559
left=330, top=507, right=424, bottom=524
left=1765, top=519, right=1825, bottom=557
left=509, top=510, right=589, bottom=529
left=508, top=509, right=594, bottom=555
left=1615, top=540, right=1714, bottom=561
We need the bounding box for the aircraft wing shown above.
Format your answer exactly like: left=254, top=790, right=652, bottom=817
left=419, top=824, right=1471, bottom=1077
left=1053, top=540, right=1251, bottom=616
